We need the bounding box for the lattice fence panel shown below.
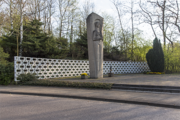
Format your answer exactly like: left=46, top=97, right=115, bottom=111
left=103, top=61, right=150, bottom=74
left=14, top=56, right=150, bottom=81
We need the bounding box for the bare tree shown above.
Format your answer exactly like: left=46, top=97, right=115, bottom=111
left=44, top=0, right=55, bottom=34
left=81, top=0, right=95, bottom=32
left=139, top=0, right=157, bottom=37
left=2, top=0, right=15, bottom=30
left=166, top=0, right=180, bottom=34
left=57, top=0, right=77, bottom=38
left=111, top=0, right=129, bottom=60
left=156, top=0, right=167, bottom=46
left=139, top=0, right=174, bottom=48
left=40, top=1, right=55, bottom=35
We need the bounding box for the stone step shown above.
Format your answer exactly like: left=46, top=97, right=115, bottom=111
left=112, top=84, right=180, bottom=93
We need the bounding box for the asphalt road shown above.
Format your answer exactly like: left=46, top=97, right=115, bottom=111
left=1, top=94, right=180, bottom=120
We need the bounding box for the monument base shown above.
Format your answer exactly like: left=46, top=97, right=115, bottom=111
left=108, top=73, right=114, bottom=77
left=81, top=75, right=88, bottom=79
left=90, top=76, right=103, bottom=79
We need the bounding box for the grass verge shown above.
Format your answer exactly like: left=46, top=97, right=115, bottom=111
left=143, top=72, right=165, bottom=74
left=22, top=80, right=113, bottom=89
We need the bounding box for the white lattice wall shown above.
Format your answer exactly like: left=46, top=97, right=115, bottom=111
left=103, top=61, right=150, bottom=74
left=14, top=56, right=150, bottom=81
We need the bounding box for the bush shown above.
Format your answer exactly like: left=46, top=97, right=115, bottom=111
left=0, top=47, right=9, bottom=65
left=17, top=73, right=38, bottom=83
left=146, top=38, right=164, bottom=72
left=23, top=80, right=113, bottom=89
left=164, top=42, right=180, bottom=73
left=0, top=63, right=14, bottom=85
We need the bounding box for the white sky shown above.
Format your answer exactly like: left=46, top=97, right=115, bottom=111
left=92, top=0, right=115, bottom=14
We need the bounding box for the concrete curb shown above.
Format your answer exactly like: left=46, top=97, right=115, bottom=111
left=1, top=91, right=180, bottom=109
left=112, top=84, right=180, bottom=93
left=113, top=84, right=180, bottom=89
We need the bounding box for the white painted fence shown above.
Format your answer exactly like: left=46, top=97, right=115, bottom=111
left=14, top=56, right=150, bottom=81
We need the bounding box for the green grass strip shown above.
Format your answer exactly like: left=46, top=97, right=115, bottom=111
left=22, top=80, right=113, bottom=89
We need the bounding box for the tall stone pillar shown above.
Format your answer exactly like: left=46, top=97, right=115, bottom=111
left=86, top=12, right=103, bottom=79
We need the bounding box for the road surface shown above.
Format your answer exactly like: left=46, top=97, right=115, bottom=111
left=0, top=94, right=180, bottom=120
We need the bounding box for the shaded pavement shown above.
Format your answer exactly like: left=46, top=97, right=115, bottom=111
left=53, top=74, right=180, bottom=87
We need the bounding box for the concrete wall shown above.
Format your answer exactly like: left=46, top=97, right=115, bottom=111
left=14, top=56, right=150, bottom=81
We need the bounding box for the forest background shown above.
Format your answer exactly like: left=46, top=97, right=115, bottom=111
left=0, top=0, right=180, bottom=73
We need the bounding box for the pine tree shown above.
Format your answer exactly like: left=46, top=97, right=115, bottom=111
left=1, top=19, right=69, bottom=60
left=22, top=19, right=50, bottom=57
left=72, top=32, right=88, bottom=59
left=0, top=30, right=18, bottom=62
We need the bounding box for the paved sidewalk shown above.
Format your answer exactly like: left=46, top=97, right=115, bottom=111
left=1, top=85, right=180, bottom=109
left=53, top=74, right=180, bottom=87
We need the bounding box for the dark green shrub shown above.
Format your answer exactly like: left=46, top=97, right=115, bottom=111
left=0, top=63, right=14, bottom=85
left=146, top=38, right=164, bottom=72
left=17, top=73, right=38, bottom=83
left=23, top=80, right=113, bottom=89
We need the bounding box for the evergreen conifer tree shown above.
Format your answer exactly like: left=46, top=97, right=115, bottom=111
left=146, top=38, right=164, bottom=72
left=1, top=19, right=69, bottom=59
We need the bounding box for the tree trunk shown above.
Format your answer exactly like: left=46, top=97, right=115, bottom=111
left=70, top=25, right=73, bottom=58
left=131, top=0, right=134, bottom=60
left=38, top=0, right=41, bottom=20
left=10, top=0, right=13, bottom=30
left=79, top=21, right=82, bottom=36
left=19, top=0, right=23, bottom=56
left=59, top=20, right=62, bottom=38
left=162, top=0, right=166, bottom=48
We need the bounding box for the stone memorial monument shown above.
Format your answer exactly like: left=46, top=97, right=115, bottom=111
left=86, top=12, right=103, bottom=79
